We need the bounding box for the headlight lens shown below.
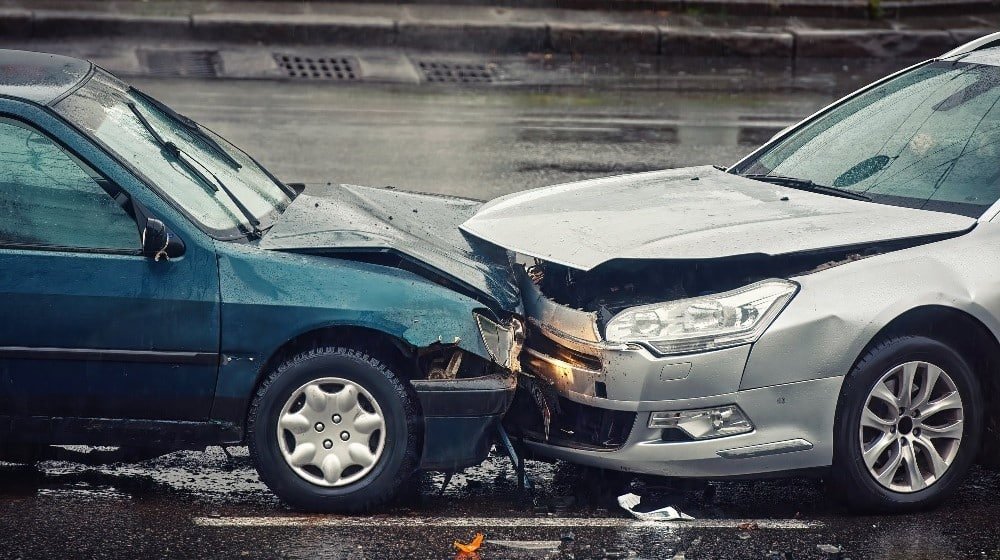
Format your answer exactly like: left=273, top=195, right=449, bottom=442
left=604, top=279, right=797, bottom=355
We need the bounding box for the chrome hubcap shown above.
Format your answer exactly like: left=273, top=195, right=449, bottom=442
left=859, top=361, right=964, bottom=493
left=276, top=377, right=386, bottom=487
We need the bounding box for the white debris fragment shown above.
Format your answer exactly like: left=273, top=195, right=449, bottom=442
left=617, top=493, right=695, bottom=521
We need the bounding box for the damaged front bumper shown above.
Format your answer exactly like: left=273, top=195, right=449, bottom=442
left=413, top=373, right=518, bottom=471
left=413, top=315, right=523, bottom=471
left=509, top=268, right=833, bottom=478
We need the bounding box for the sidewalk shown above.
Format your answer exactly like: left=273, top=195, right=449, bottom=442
left=0, top=0, right=996, bottom=58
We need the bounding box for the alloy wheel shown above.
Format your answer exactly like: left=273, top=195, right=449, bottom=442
left=276, top=377, right=386, bottom=487
left=859, top=361, right=964, bottom=493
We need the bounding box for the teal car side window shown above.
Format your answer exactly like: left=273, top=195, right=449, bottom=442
left=0, top=117, right=139, bottom=251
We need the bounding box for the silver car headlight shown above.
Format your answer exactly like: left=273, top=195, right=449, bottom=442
left=604, top=279, right=798, bottom=355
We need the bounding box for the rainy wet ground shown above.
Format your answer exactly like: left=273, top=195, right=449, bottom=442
left=3, top=62, right=1000, bottom=559
left=4, top=449, right=1000, bottom=559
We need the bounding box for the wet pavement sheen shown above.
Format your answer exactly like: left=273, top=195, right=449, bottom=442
left=3, top=449, right=1000, bottom=559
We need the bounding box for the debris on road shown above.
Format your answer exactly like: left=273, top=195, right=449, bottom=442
left=736, top=520, right=759, bottom=539
left=454, top=532, right=485, bottom=554
left=617, top=493, right=694, bottom=521
left=817, top=544, right=848, bottom=559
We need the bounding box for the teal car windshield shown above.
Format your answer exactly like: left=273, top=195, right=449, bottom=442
left=734, top=60, right=1000, bottom=218
left=53, top=69, right=290, bottom=239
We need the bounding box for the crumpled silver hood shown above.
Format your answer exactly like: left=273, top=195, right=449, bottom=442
left=460, top=165, right=976, bottom=270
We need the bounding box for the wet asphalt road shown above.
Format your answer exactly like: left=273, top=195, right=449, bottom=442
left=4, top=448, right=1000, bottom=559
left=5, top=65, right=1000, bottom=560
left=127, top=75, right=831, bottom=200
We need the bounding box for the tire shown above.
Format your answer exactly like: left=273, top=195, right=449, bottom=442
left=248, top=346, right=420, bottom=513
left=831, top=335, right=982, bottom=512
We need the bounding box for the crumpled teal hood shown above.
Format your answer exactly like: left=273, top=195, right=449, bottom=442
left=260, top=185, right=521, bottom=314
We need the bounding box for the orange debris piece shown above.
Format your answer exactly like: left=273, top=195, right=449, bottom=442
left=453, top=532, right=485, bottom=554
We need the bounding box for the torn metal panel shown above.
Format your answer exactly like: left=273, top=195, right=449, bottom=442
left=460, top=165, right=975, bottom=271
left=474, top=313, right=524, bottom=372
left=427, top=349, right=464, bottom=380
left=514, top=257, right=759, bottom=404
left=260, top=186, right=521, bottom=314
left=505, top=374, right=635, bottom=450
left=518, top=261, right=605, bottom=348
left=519, top=233, right=961, bottom=322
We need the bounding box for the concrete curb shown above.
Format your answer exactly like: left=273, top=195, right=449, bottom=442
left=30, top=11, right=192, bottom=40
left=661, top=28, right=795, bottom=57
left=5, top=8, right=994, bottom=59
left=549, top=22, right=659, bottom=55
left=792, top=29, right=957, bottom=58
left=321, top=0, right=1000, bottom=19
left=191, top=13, right=396, bottom=46
left=397, top=20, right=548, bottom=52
left=0, top=8, right=31, bottom=39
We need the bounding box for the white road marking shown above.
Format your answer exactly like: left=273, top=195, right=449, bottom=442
left=488, top=540, right=563, bottom=550
left=194, top=516, right=821, bottom=530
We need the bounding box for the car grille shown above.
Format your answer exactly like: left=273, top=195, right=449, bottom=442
left=524, top=324, right=602, bottom=371
left=506, top=376, right=635, bottom=451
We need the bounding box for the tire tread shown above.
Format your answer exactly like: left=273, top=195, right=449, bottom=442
left=247, top=345, right=420, bottom=513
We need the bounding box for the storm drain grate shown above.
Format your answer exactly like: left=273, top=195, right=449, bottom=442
left=140, top=49, right=221, bottom=78
left=416, top=61, right=500, bottom=83
left=274, top=54, right=358, bottom=80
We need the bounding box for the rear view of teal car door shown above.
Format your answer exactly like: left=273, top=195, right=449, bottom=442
left=0, top=110, right=221, bottom=422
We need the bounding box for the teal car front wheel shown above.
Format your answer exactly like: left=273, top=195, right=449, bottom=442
left=248, top=346, right=420, bottom=513
left=276, top=376, right=387, bottom=487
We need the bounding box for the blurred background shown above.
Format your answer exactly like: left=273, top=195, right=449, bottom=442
left=1, top=0, right=994, bottom=200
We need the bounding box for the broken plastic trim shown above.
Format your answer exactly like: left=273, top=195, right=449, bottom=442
left=521, top=230, right=971, bottom=346
left=474, top=313, right=524, bottom=371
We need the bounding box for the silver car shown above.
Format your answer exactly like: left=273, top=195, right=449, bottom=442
left=461, top=33, right=1000, bottom=511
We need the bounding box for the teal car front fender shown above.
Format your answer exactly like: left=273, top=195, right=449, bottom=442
left=210, top=241, right=501, bottom=430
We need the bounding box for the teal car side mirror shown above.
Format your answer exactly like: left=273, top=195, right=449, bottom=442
left=141, top=218, right=185, bottom=261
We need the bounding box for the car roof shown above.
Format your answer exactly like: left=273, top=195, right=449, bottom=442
left=952, top=45, right=1000, bottom=67
left=0, top=49, right=92, bottom=106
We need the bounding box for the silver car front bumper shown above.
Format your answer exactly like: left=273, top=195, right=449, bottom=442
left=518, top=269, right=839, bottom=478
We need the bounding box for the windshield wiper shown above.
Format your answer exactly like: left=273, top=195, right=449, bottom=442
left=128, top=102, right=262, bottom=237
left=743, top=174, right=872, bottom=202
left=129, top=87, right=242, bottom=170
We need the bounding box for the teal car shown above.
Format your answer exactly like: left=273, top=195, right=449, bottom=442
left=0, top=50, right=523, bottom=512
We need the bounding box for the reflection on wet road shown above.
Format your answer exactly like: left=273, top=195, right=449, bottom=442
left=132, top=78, right=831, bottom=200
left=3, top=448, right=1000, bottom=559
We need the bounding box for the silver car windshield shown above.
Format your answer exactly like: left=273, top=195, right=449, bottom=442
left=53, top=69, right=290, bottom=239
left=734, top=60, right=1000, bottom=218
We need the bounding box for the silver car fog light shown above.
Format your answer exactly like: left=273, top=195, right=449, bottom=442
left=649, top=405, right=753, bottom=439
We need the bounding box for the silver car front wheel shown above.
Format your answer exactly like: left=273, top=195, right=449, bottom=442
left=859, top=361, right=964, bottom=493
left=833, top=335, right=981, bottom=512
left=277, top=377, right=387, bottom=487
